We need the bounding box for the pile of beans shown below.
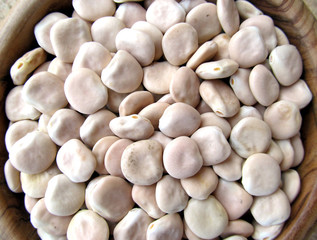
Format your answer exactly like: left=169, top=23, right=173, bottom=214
left=3, top=0, right=313, bottom=239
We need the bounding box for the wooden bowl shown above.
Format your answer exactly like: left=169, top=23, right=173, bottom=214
left=0, top=0, right=316, bottom=239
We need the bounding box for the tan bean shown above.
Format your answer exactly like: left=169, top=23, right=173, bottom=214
left=212, top=33, right=230, bottom=60
left=139, top=102, right=170, bottom=130
left=119, top=91, right=154, bottom=116
left=200, top=112, right=231, bottom=138
left=217, top=0, right=240, bottom=36
left=221, top=220, right=254, bottom=238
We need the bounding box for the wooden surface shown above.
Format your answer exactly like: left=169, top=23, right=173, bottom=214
left=0, top=0, right=316, bottom=239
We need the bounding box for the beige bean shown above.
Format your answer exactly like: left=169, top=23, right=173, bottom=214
left=156, top=175, right=188, bottom=213
left=110, top=115, right=154, bottom=141
left=251, top=221, right=284, bottom=240
left=212, top=151, right=243, bottom=182
left=162, top=23, right=198, bottom=66
left=34, top=12, right=68, bottom=55
left=195, top=99, right=213, bottom=114
left=229, top=68, right=257, bottom=106
left=230, top=117, right=272, bottom=158
left=45, top=174, right=85, bottom=216
left=278, top=79, right=313, bottom=109
left=183, top=219, right=219, bottom=240
left=146, top=0, right=185, bottom=33
left=64, top=68, right=108, bottom=115
left=276, top=139, right=295, bottom=171
left=200, top=112, right=231, bottom=139
left=143, top=61, right=179, bottom=94
left=186, top=40, right=218, bottom=70
left=196, top=59, right=238, bottom=79
left=50, top=18, right=92, bottom=63
left=115, top=2, right=146, bottom=28
left=266, top=140, right=284, bottom=164
left=116, top=28, right=155, bottom=66
left=147, top=213, right=183, bottom=240
left=170, top=67, right=200, bottom=107
left=119, top=91, right=154, bottom=116
left=180, top=0, right=207, bottom=13
left=227, top=105, right=262, bottom=128
left=184, top=196, right=228, bottom=239
left=212, top=33, right=230, bottom=60
left=33, top=61, right=51, bottom=75
left=4, top=160, right=22, bottom=193
left=80, top=109, right=116, bottom=148
left=148, top=131, right=172, bottom=150
left=92, top=136, right=119, bottom=174
left=24, top=195, right=39, bottom=214
left=47, top=108, right=85, bottom=146
left=235, top=0, right=263, bottom=19
left=38, top=114, right=51, bottom=133
left=56, top=139, right=96, bottom=183
left=249, top=64, right=280, bottom=106
left=9, top=131, right=57, bottom=174
left=48, top=58, right=72, bottom=82
left=180, top=166, right=218, bottom=200
left=200, top=80, right=240, bottom=118
left=282, top=169, right=301, bottom=203
left=132, top=184, right=165, bottom=219
left=121, top=139, right=163, bottom=185
left=221, top=219, right=254, bottom=238
left=139, top=102, right=170, bottom=130
left=228, top=26, right=268, bottom=68
left=223, top=236, right=247, bottom=240
left=10, top=47, right=47, bottom=85
left=38, top=228, right=67, bottom=240
left=86, top=175, right=134, bottom=222
left=291, top=133, right=305, bottom=167
left=269, top=44, right=303, bottom=86
left=67, top=209, right=110, bottom=240
left=251, top=189, right=291, bottom=226
left=72, top=0, right=116, bottom=21
left=159, top=102, right=201, bottom=138
left=186, top=3, right=221, bottom=43
left=275, top=26, right=289, bottom=46
left=217, top=0, right=240, bottom=36
left=91, top=16, right=125, bottom=52
left=263, top=100, right=302, bottom=139
left=191, top=126, right=231, bottom=165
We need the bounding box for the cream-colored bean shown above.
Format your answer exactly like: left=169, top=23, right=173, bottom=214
left=115, top=2, right=146, bottom=28
left=10, top=47, right=47, bottom=85
left=92, top=136, right=119, bottom=174
left=86, top=175, right=134, bottom=222
left=235, top=0, right=263, bottom=19
left=91, top=16, right=125, bottom=52
left=80, top=109, right=116, bottom=148
left=223, top=236, right=247, bottom=240
left=162, top=23, right=198, bottom=66
left=228, top=26, right=268, bottom=68
left=31, top=198, right=73, bottom=236
left=132, top=184, right=165, bottom=219
left=56, top=139, right=96, bottom=183
left=183, top=219, right=219, bottom=240
left=266, top=140, right=284, bottom=164
left=159, top=102, right=201, bottom=138
left=275, top=26, right=289, bottom=46
left=146, top=0, right=185, bottom=33
left=147, top=213, right=183, bottom=240
left=5, top=120, right=38, bottom=152
left=192, top=126, right=231, bottom=165
left=47, top=58, right=72, bottom=82
left=269, top=44, right=303, bottom=86
left=33, top=61, right=51, bottom=75
left=38, top=114, right=51, bottom=133
left=276, top=139, right=295, bottom=171
left=184, top=196, right=228, bottom=239
left=72, top=0, right=116, bottom=21
left=251, top=189, right=291, bottom=227
left=200, top=112, right=231, bottom=139
left=115, top=0, right=143, bottom=3
left=196, top=59, right=238, bottom=80
left=282, top=169, right=301, bottom=203
left=34, top=12, right=68, bottom=55
left=170, top=67, right=200, bottom=107
left=119, top=91, right=154, bottom=116
left=139, top=102, right=170, bottom=130
left=227, top=106, right=262, bottom=127
left=24, top=195, right=39, bottom=214
left=50, top=18, right=92, bottom=63
left=195, top=99, right=213, bottom=114
left=186, top=40, right=218, bottom=70
left=105, top=138, right=133, bottom=178
left=67, top=209, right=110, bottom=240
left=21, top=163, right=60, bottom=199
left=212, top=151, right=243, bottom=182
left=180, top=166, right=218, bottom=200
left=38, top=228, right=67, bottom=240
left=212, top=33, right=230, bottom=60
left=64, top=68, right=108, bottom=115
left=251, top=221, right=284, bottom=240
left=221, top=220, right=254, bottom=238
left=9, top=131, right=57, bottom=174
left=156, top=175, right=188, bottom=214
left=148, top=131, right=172, bottom=150
left=217, top=0, right=240, bottom=36
left=230, top=117, right=272, bottom=158
left=180, top=0, right=207, bottom=13
left=116, top=28, right=155, bottom=66
left=263, top=100, right=302, bottom=139
left=4, top=160, right=22, bottom=193
left=143, top=61, right=179, bottom=94
left=45, top=174, right=85, bottom=216
left=240, top=15, right=277, bottom=52
left=291, top=133, right=305, bottom=167
left=200, top=80, right=240, bottom=118
left=186, top=3, right=221, bottom=43
left=249, top=64, right=280, bottom=106
left=47, top=108, right=85, bottom=146
left=121, top=139, right=163, bottom=185
left=278, top=79, right=313, bottom=109
left=110, top=115, right=154, bottom=141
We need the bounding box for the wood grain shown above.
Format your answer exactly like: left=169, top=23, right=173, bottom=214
left=0, top=0, right=316, bottom=239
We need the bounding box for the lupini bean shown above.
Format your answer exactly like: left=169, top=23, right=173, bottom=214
left=196, top=59, right=239, bottom=80
left=212, top=33, right=231, bottom=60
left=221, top=220, right=254, bottom=238
left=227, top=106, right=262, bottom=127
left=291, top=133, right=305, bottom=167
left=235, top=0, right=263, bottom=20
left=72, top=0, right=116, bottom=21
left=4, top=160, right=22, bottom=193
left=276, top=139, right=295, bottom=171
left=282, top=169, right=301, bottom=203
left=200, top=112, right=231, bottom=139
left=48, top=58, right=72, bottom=82
left=139, top=102, right=170, bottom=129
left=217, top=0, right=240, bottom=37
left=114, top=2, right=146, bottom=28
left=119, top=91, right=154, bottom=116
left=251, top=221, right=284, bottom=240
